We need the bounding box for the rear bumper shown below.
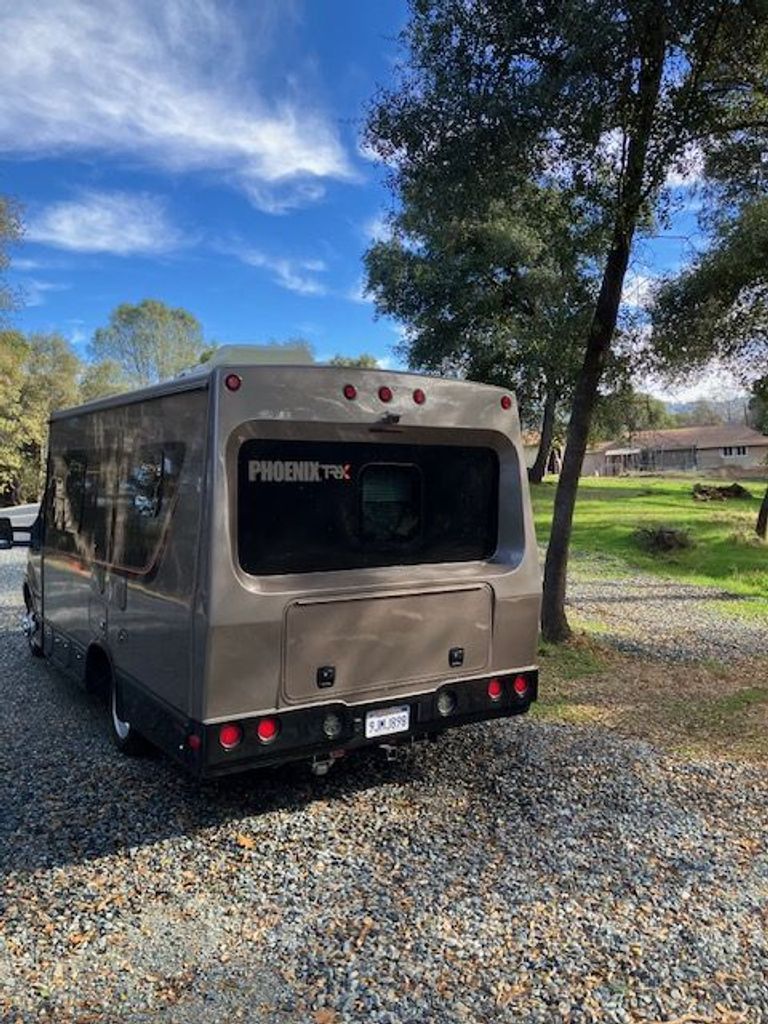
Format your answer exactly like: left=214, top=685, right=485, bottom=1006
left=185, top=670, right=538, bottom=778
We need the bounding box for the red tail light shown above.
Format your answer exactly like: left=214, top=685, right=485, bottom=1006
left=513, top=675, right=529, bottom=697
left=378, top=385, right=393, bottom=403
left=343, top=383, right=357, bottom=400
left=219, top=723, right=243, bottom=750
left=500, top=395, right=512, bottom=410
left=225, top=373, right=242, bottom=392
left=487, top=678, right=503, bottom=701
left=413, top=388, right=426, bottom=405
left=256, top=717, right=279, bottom=744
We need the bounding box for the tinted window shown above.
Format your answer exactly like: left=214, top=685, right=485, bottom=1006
left=114, top=443, right=185, bottom=572
left=80, top=459, right=110, bottom=561
left=48, top=450, right=88, bottom=554
left=238, top=440, right=498, bottom=575
left=361, top=464, right=421, bottom=544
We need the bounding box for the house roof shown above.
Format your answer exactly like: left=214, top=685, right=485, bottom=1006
left=629, top=424, right=768, bottom=450
left=586, top=423, right=768, bottom=454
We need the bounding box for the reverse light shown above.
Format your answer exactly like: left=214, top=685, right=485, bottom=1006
left=413, top=388, right=426, bottom=405
left=225, top=373, right=242, bottom=392
left=437, top=691, right=457, bottom=717
left=487, top=678, right=503, bottom=701
left=322, top=712, right=343, bottom=740
left=378, top=385, right=393, bottom=403
left=500, top=395, right=512, bottom=410
left=218, top=723, right=243, bottom=750
left=513, top=675, right=529, bottom=697
left=343, top=383, right=357, bottom=400
left=256, top=717, right=279, bottom=744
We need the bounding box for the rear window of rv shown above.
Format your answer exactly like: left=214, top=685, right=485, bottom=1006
left=237, top=440, right=498, bottom=575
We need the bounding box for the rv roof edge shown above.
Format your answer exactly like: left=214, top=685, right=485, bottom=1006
left=50, top=362, right=518, bottom=422
left=49, top=374, right=211, bottom=422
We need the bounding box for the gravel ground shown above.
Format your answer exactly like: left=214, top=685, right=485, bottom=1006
left=1, top=548, right=767, bottom=1023
left=566, top=552, right=768, bottom=662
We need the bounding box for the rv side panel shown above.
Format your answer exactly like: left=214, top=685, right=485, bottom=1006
left=42, top=387, right=209, bottom=723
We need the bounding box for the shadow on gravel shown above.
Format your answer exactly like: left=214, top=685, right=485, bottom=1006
left=0, top=614, right=441, bottom=877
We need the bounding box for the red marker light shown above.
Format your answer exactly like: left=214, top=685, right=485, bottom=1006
left=187, top=734, right=202, bottom=751
left=513, top=675, right=529, bottom=697
left=343, top=383, right=357, bottom=400
left=500, top=395, right=512, bottom=410
left=219, top=723, right=243, bottom=750
left=225, top=373, right=242, bottom=392
left=256, top=717, right=279, bottom=744
left=378, top=385, right=393, bottom=403
left=487, top=678, right=503, bottom=701
left=413, top=388, right=426, bottom=405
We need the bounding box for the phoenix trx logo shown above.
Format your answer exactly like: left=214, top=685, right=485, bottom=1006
left=248, top=460, right=352, bottom=483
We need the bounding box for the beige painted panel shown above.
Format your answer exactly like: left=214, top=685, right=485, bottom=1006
left=284, top=586, right=492, bottom=701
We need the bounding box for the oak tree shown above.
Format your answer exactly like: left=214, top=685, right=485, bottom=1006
left=365, top=0, right=768, bottom=639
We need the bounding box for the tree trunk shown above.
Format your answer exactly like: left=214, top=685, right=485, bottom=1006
left=757, top=485, right=768, bottom=539
left=540, top=237, right=633, bottom=641
left=540, top=27, right=666, bottom=643
left=528, top=389, right=557, bottom=484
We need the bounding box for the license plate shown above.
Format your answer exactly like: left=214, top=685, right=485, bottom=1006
left=365, top=705, right=410, bottom=739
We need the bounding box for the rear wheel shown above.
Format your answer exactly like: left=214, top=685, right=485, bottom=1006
left=109, top=676, right=149, bottom=756
left=23, top=593, right=43, bottom=658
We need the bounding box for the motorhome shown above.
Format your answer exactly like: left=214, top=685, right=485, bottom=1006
left=14, top=350, right=541, bottom=778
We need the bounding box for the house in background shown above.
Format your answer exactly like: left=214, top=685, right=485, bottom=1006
left=582, top=424, right=768, bottom=477
left=521, top=432, right=563, bottom=474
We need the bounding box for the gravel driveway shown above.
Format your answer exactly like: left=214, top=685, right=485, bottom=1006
left=1, top=549, right=767, bottom=1023
left=566, top=553, right=768, bottom=662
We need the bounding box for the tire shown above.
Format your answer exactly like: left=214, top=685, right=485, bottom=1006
left=109, top=676, right=150, bottom=756
left=23, top=604, right=44, bottom=658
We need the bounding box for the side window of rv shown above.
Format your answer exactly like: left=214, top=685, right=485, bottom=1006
left=117, top=443, right=185, bottom=572
left=64, top=454, right=87, bottom=531
left=80, top=460, right=110, bottom=561
left=48, top=451, right=88, bottom=552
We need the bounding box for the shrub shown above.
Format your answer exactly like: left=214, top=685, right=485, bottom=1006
left=633, top=525, right=694, bottom=553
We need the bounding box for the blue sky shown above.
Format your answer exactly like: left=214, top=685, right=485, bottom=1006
left=1, top=0, right=724, bottom=394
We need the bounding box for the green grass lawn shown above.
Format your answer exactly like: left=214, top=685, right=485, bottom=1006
left=530, top=475, right=768, bottom=602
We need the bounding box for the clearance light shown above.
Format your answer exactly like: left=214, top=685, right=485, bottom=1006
left=343, top=384, right=357, bottom=400
left=256, top=717, right=279, bottom=744
left=487, top=678, right=503, bottom=701
left=378, top=385, right=393, bottom=403
left=187, top=734, right=202, bottom=751
left=225, top=373, right=242, bottom=392
left=500, top=395, right=512, bottom=410
left=219, top=723, right=243, bottom=750
left=413, top=388, right=426, bottom=405
left=437, top=691, right=457, bottom=717
left=513, top=675, right=529, bottom=697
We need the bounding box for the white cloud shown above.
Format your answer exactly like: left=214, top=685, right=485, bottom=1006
left=0, top=0, right=355, bottom=212
left=665, top=144, right=705, bottom=188
left=621, top=272, right=656, bottom=310
left=27, top=191, right=183, bottom=255
left=362, top=214, right=393, bottom=242
left=19, top=279, right=69, bottom=307
left=236, top=248, right=328, bottom=296
left=346, top=277, right=372, bottom=304
left=646, top=364, right=745, bottom=403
